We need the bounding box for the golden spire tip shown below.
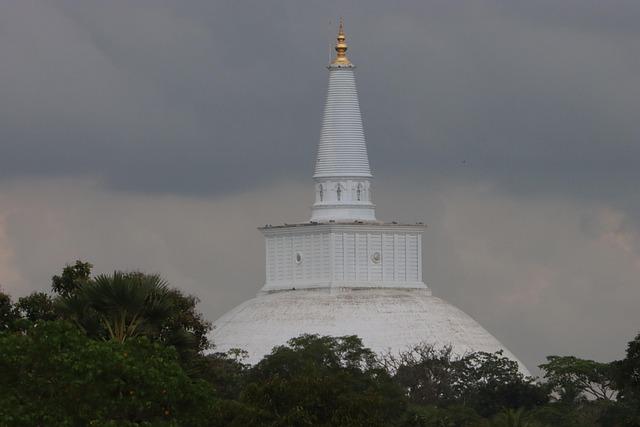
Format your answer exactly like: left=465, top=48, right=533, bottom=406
left=331, top=17, right=351, bottom=66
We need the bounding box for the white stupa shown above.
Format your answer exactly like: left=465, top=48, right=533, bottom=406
left=212, top=22, right=528, bottom=374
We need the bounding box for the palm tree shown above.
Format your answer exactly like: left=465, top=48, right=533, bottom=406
left=61, top=271, right=172, bottom=343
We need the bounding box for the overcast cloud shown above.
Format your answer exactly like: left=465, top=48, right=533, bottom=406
left=0, top=0, right=639, bottom=372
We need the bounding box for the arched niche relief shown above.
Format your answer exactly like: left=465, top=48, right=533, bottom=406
left=335, top=183, right=343, bottom=201
left=356, top=183, right=363, bottom=201
left=318, top=184, right=324, bottom=202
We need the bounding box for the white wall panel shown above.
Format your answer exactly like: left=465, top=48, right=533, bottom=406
left=344, top=232, right=356, bottom=280
left=355, top=233, right=367, bottom=280
left=262, top=225, right=425, bottom=291
left=368, top=233, right=382, bottom=281
left=407, top=234, right=419, bottom=282
left=382, top=233, right=394, bottom=281
left=334, top=232, right=344, bottom=280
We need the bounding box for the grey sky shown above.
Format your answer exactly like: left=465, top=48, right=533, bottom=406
left=0, top=0, right=639, bottom=372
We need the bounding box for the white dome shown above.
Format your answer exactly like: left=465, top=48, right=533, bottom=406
left=211, top=288, right=530, bottom=375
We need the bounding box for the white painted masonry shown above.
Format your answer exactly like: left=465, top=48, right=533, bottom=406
left=311, top=65, right=376, bottom=222
left=261, top=223, right=426, bottom=292
left=211, top=25, right=529, bottom=375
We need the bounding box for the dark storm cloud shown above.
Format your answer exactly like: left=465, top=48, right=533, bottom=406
left=1, top=0, right=639, bottom=200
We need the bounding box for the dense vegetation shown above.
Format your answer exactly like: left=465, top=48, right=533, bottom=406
left=1, top=261, right=639, bottom=426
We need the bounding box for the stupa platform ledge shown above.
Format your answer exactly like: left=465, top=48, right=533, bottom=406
left=259, top=281, right=430, bottom=295
left=259, top=221, right=426, bottom=230
left=327, top=63, right=356, bottom=70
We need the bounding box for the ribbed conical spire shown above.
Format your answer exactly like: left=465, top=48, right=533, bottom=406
left=311, top=21, right=376, bottom=222
left=313, top=67, right=371, bottom=178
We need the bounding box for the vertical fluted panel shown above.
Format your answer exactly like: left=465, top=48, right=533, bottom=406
left=314, top=67, right=372, bottom=178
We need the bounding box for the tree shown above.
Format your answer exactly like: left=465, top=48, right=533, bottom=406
left=2, top=262, right=92, bottom=332
left=51, top=260, right=93, bottom=297
left=60, top=271, right=173, bottom=343
left=609, top=332, right=640, bottom=426
left=14, top=292, right=57, bottom=323
left=160, top=288, right=212, bottom=355
left=0, top=320, right=222, bottom=426
left=242, top=334, right=407, bottom=426
left=382, top=344, right=460, bottom=406
left=402, top=404, right=487, bottom=427
left=527, top=404, right=584, bottom=427
left=58, top=270, right=212, bottom=366
left=457, top=351, right=547, bottom=417
left=190, top=350, right=250, bottom=400
left=616, top=332, right=640, bottom=400
left=384, top=344, right=545, bottom=417
left=0, top=289, right=18, bottom=331
left=539, top=356, right=616, bottom=403
left=490, top=408, right=544, bottom=427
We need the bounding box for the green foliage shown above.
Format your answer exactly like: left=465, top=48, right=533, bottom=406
left=402, top=404, right=487, bottom=427
left=51, top=260, right=93, bottom=297
left=190, top=351, right=250, bottom=399
left=610, top=332, right=640, bottom=426
left=241, top=334, right=407, bottom=426
left=455, top=351, right=546, bottom=417
left=160, top=288, right=212, bottom=357
left=383, top=344, right=460, bottom=406
left=3, top=262, right=640, bottom=426
left=384, top=343, right=546, bottom=418
left=58, top=271, right=211, bottom=363
left=490, top=408, right=544, bottom=427
left=616, top=333, right=640, bottom=399
left=0, top=290, right=17, bottom=331
left=471, top=375, right=549, bottom=418
left=14, top=292, right=57, bottom=323
left=527, top=404, right=584, bottom=427
left=0, top=320, right=221, bottom=426
left=61, top=271, right=173, bottom=342
left=539, top=355, right=616, bottom=402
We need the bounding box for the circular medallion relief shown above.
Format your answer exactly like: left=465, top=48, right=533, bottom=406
left=371, top=252, right=381, bottom=263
